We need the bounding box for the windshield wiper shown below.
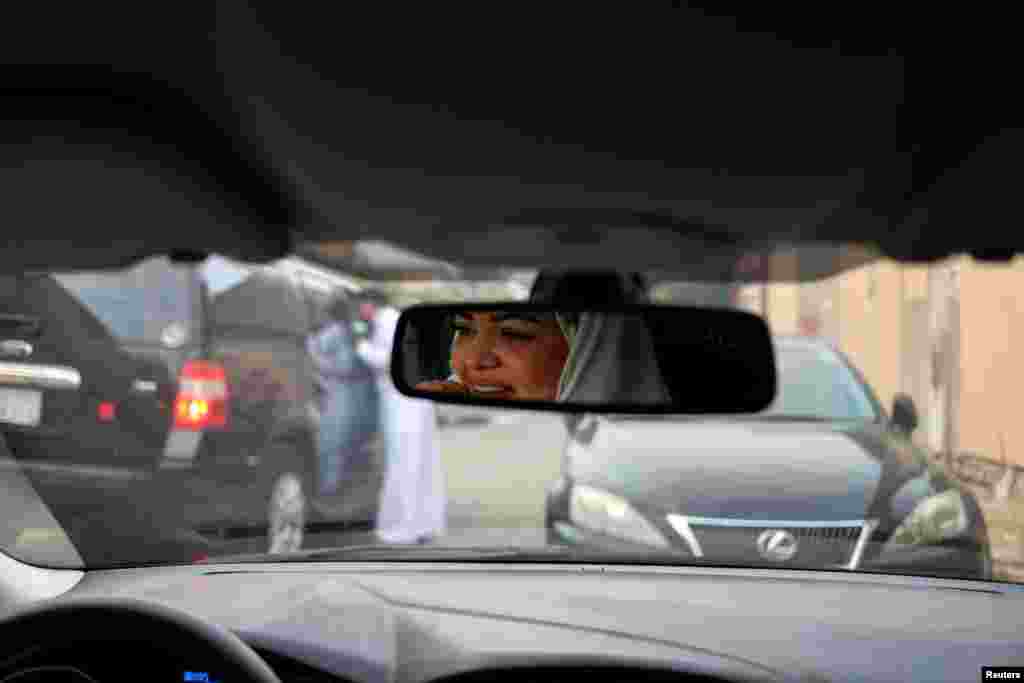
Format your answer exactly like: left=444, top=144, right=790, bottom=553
left=199, top=544, right=900, bottom=572
left=200, top=544, right=735, bottom=566
left=202, top=544, right=591, bottom=564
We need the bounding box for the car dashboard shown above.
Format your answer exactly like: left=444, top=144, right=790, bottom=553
left=7, top=560, right=1015, bottom=683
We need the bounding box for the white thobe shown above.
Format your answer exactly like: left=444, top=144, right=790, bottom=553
left=357, top=306, right=446, bottom=543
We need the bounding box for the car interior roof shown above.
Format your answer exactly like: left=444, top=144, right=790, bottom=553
left=1, top=5, right=1018, bottom=275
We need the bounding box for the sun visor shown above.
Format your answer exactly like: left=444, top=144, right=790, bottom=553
left=1, top=67, right=303, bottom=273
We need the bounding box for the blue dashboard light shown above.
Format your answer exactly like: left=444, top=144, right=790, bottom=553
left=184, top=673, right=210, bottom=682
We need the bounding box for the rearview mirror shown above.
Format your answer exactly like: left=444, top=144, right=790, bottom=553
left=391, top=303, right=777, bottom=414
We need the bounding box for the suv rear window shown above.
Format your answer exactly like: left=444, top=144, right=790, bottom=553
left=53, top=257, right=199, bottom=345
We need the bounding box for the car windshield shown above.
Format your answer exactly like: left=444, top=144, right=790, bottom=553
left=1, top=244, right=1021, bottom=587
left=761, top=343, right=881, bottom=421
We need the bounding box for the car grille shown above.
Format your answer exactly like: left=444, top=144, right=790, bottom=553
left=666, top=516, right=877, bottom=568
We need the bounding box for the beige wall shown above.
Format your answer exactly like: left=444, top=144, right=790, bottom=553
left=837, top=265, right=881, bottom=403
left=763, top=249, right=802, bottom=336
left=870, top=263, right=906, bottom=410
left=765, top=284, right=800, bottom=336
left=958, top=259, right=1024, bottom=464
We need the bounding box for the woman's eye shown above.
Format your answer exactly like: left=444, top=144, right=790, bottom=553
left=451, top=322, right=475, bottom=336
left=501, top=329, right=536, bottom=341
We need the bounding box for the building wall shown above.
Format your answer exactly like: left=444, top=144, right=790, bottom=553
left=957, top=259, right=1024, bottom=464
left=763, top=249, right=801, bottom=336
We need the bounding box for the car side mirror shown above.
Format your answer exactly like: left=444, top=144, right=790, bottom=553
left=891, top=393, right=919, bottom=435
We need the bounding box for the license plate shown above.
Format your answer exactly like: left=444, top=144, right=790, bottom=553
left=0, top=387, right=43, bottom=427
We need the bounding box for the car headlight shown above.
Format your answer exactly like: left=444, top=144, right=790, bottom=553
left=569, top=484, right=669, bottom=548
left=887, top=489, right=969, bottom=547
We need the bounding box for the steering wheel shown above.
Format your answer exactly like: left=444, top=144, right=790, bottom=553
left=0, top=597, right=280, bottom=683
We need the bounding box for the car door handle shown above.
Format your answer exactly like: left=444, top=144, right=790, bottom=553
left=0, top=315, right=43, bottom=338
left=0, top=362, right=82, bottom=391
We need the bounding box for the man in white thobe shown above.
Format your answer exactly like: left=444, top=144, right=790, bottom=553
left=356, top=299, right=446, bottom=544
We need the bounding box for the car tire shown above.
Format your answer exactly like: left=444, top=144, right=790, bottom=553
left=264, top=447, right=311, bottom=555
left=962, top=491, right=994, bottom=580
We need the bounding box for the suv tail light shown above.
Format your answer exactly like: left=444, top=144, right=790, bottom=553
left=174, top=360, right=229, bottom=430
left=97, top=401, right=117, bottom=422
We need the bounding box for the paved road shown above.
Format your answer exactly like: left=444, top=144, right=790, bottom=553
left=434, top=410, right=566, bottom=547
left=193, top=410, right=567, bottom=554
left=296, top=410, right=567, bottom=551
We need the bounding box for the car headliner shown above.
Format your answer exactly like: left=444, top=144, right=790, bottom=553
left=1, top=5, right=1018, bottom=276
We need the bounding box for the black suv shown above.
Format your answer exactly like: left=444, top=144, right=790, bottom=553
left=0, top=254, right=382, bottom=560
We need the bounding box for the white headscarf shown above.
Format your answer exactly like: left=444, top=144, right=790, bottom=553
left=555, top=312, right=671, bottom=404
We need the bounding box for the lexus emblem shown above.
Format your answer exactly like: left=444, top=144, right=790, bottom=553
left=756, top=529, right=798, bottom=561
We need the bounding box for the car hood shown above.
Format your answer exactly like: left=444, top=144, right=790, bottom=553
left=567, top=419, right=921, bottom=521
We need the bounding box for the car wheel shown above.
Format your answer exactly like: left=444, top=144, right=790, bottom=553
left=963, top=491, right=994, bottom=580
left=266, top=459, right=309, bottom=555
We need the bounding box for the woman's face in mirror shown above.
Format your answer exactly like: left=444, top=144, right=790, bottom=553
left=449, top=312, right=570, bottom=401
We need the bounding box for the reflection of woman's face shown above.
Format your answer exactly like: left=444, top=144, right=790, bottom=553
left=450, top=312, right=570, bottom=400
